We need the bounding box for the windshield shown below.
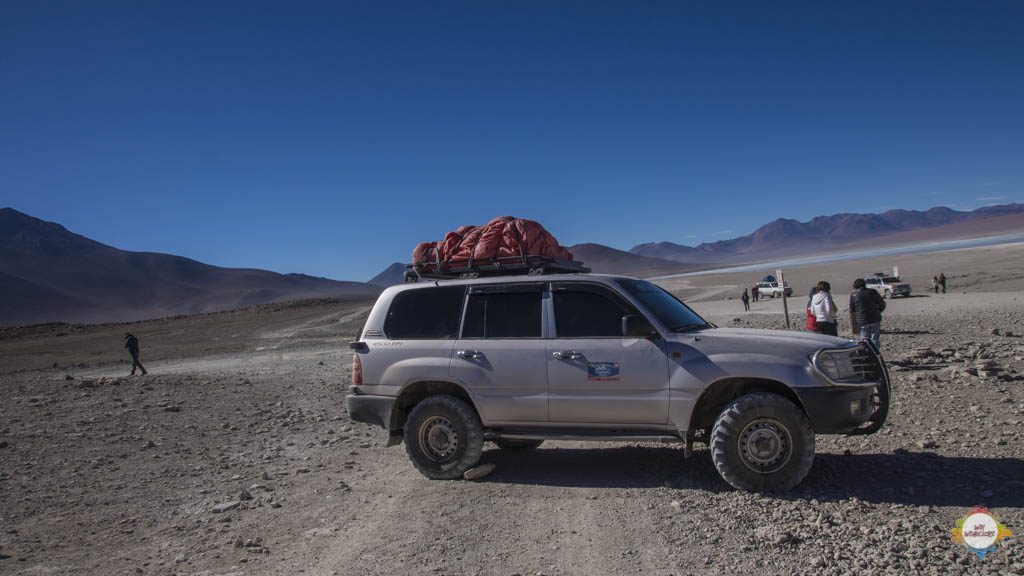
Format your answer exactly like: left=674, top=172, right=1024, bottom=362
left=615, top=278, right=710, bottom=332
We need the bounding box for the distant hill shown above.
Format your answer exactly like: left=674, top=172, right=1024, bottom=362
left=368, top=262, right=407, bottom=287
left=0, top=208, right=381, bottom=326
left=631, top=204, right=1024, bottom=264
left=567, top=243, right=704, bottom=276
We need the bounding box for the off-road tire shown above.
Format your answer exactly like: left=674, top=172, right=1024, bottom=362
left=710, top=392, right=815, bottom=492
left=493, top=438, right=544, bottom=450
left=883, top=289, right=891, bottom=299
left=404, top=395, right=484, bottom=480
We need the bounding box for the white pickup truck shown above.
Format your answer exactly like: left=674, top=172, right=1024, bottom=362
left=864, top=274, right=911, bottom=298
left=756, top=280, right=793, bottom=298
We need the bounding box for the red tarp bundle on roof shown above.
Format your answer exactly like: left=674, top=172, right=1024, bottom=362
left=413, top=216, right=574, bottom=274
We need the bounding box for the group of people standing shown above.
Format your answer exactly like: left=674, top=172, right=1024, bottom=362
left=932, top=273, right=947, bottom=294
left=804, top=280, right=885, bottom=347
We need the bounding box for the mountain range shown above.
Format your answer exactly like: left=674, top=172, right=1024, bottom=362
left=630, top=204, right=1024, bottom=264
left=0, top=208, right=380, bottom=326
left=4, top=203, right=1024, bottom=326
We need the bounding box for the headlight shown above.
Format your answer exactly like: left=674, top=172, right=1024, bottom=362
left=813, top=344, right=882, bottom=384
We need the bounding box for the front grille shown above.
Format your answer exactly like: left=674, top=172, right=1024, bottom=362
left=816, top=344, right=882, bottom=383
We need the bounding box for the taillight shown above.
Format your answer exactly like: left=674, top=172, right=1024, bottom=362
left=351, top=354, right=363, bottom=386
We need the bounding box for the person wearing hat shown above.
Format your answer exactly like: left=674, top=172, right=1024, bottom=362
left=124, top=333, right=147, bottom=376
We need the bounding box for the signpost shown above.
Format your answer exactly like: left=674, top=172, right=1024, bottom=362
left=777, top=269, right=791, bottom=329
left=893, top=265, right=899, bottom=278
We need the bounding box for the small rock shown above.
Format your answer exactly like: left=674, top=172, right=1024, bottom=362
left=65, top=374, right=74, bottom=381
left=163, top=405, right=181, bottom=412
left=463, top=463, right=496, bottom=481
left=238, top=490, right=253, bottom=501
left=212, top=500, right=241, bottom=513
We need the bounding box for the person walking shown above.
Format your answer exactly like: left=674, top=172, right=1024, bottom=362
left=805, top=286, right=818, bottom=331
left=124, top=333, right=148, bottom=376
left=849, top=278, right=886, bottom=348
left=939, top=272, right=947, bottom=294
left=810, top=281, right=838, bottom=336
left=932, top=276, right=939, bottom=294
left=741, top=289, right=750, bottom=311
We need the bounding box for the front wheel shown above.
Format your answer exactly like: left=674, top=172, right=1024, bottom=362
left=710, top=393, right=815, bottom=492
left=883, top=289, right=891, bottom=299
left=404, top=395, right=484, bottom=479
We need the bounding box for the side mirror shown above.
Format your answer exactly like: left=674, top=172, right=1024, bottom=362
left=622, top=315, right=657, bottom=338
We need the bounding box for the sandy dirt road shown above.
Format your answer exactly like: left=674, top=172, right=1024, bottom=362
left=2, top=245, right=1024, bottom=575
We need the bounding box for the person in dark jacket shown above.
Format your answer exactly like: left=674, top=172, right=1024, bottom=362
left=124, top=333, right=147, bottom=375
left=741, top=289, right=750, bottom=311
left=849, top=278, right=886, bottom=348
left=938, top=272, right=947, bottom=294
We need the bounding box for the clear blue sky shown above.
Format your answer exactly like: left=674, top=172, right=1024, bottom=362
left=2, top=2, right=1022, bottom=281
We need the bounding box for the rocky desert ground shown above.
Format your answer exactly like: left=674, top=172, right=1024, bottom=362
left=2, top=242, right=1023, bottom=576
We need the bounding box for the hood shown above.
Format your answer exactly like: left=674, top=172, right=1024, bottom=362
left=669, top=327, right=853, bottom=357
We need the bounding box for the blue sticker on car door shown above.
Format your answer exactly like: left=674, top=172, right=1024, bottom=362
left=588, top=362, right=620, bottom=381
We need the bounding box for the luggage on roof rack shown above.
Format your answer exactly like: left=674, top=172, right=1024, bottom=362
left=406, top=216, right=588, bottom=282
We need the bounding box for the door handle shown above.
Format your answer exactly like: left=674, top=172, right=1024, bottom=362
left=457, top=350, right=484, bottom=360
left=552, top=350, right=583, bottom=360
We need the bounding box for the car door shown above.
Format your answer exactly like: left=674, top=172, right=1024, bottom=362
left=546, top=282, right=670, bottom=425
left=449, top=282, right=548, bottom=425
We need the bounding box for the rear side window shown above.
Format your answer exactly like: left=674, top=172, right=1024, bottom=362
left=383, top=286, right=465, bottom=339
left=462, top=287, right=542, bottom=338
left=553, top=289, right=629, bottom=338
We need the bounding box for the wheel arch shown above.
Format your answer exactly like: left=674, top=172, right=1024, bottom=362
left=391, top=380, right=477, bottom=430
left=689, top=377, right=808, bottom=433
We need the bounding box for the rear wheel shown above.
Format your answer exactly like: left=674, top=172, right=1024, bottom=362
left=404, top=395, right=484, bottom=479
left=710, top=392, right=815, bottom=492
left=493, top=438, right=544, bottom=450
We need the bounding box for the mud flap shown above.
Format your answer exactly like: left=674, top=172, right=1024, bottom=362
left=386, top=431, right=404, bottom=447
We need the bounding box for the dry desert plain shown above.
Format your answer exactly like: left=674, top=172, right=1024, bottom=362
left=2, top=241, right=1024, bottom=576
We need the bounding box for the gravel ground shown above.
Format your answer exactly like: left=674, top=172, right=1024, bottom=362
left=2, top=246, right=1023, bottom=575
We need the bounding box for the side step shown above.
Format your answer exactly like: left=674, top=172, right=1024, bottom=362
left=486, top=431, right=683, bottom=444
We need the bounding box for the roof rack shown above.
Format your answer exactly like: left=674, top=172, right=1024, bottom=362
left=404, top=255, right=590, bottom=282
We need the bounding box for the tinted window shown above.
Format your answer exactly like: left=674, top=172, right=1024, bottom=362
left=383, top=286, right=465, bottom=339
left=615, top=278, right=709, bottom=332
left=462, top=291, right=542, bottom=338
left=553, top=289, right=629, bottom=338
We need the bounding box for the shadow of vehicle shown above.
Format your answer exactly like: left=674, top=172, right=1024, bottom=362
left=479, top=445, right=1024, bottom=508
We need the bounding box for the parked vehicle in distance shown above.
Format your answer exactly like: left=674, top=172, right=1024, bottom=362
left=756, top=280, right=793, bottom=298
left=346, top=273, right=890, bottom=492
left=865, top=273, right=911, bottom=298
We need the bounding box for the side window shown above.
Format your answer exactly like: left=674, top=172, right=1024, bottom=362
left=383, top=286, right=465, bottom=339
left=552, top=284, right=631, bottom=338
left=461, top=286, right=542, bottom=338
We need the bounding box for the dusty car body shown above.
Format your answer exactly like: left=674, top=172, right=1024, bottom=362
left=346, top=274, right=889, bottom=491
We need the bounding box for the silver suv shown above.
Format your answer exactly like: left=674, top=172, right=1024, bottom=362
left=346, top=274, right=890, bottom=491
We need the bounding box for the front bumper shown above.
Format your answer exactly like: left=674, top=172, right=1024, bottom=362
left=793, top=385, right=876, bottom=434
left=346, top=393, right=396, bottom=429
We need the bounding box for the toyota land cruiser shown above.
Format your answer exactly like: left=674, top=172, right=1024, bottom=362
left=346, top=274, right=890, bottom=491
